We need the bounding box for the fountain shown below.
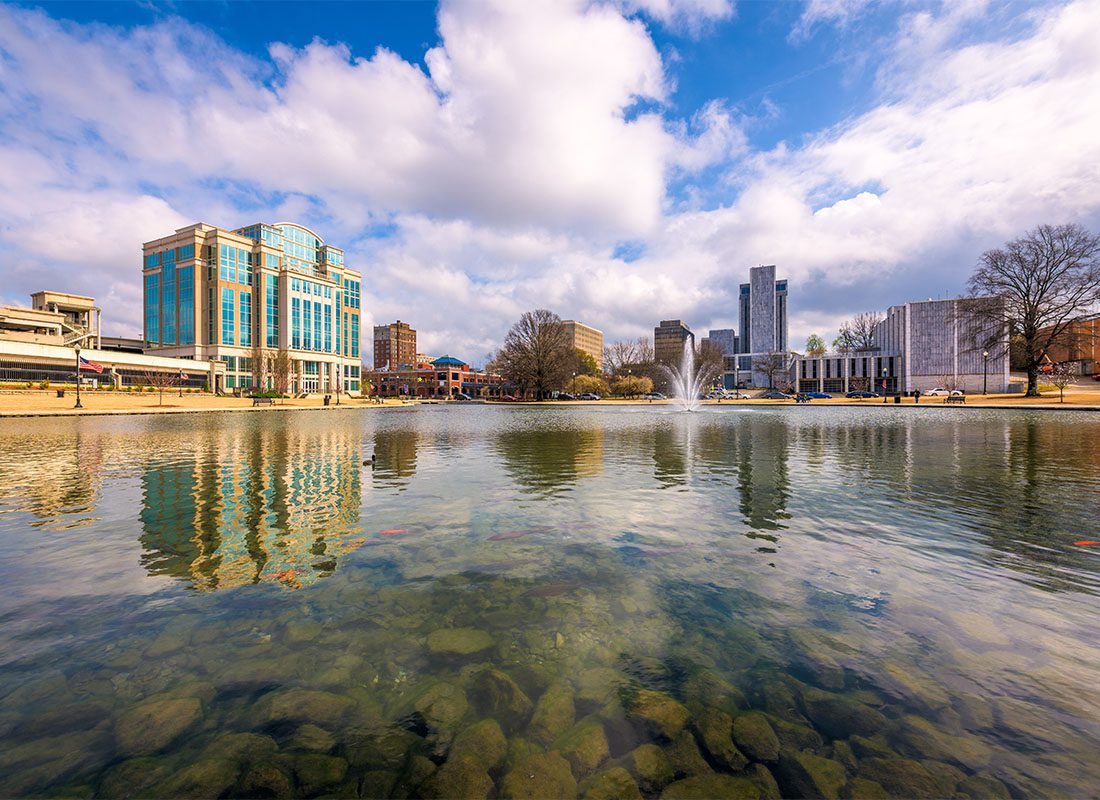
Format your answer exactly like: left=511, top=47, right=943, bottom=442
left=661, top=339, right=717, bottom=412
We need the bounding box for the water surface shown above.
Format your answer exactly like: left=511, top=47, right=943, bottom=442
left=1, top=406, right=1098, bottom=798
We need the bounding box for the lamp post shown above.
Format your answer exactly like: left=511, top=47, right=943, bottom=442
left=74, top=345, right=83, bottom=409
left=982, top=350, right=989, bottom=395
left=572, top=371, right=576, bottom=397
left=882, top=366, right=889, bottom=404
left=178, top=371, right=183, bottom=398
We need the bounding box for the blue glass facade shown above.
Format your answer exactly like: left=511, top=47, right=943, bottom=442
left=161, top=249, right=176, bottom=345
left=144, top=271, right=159, bottom=343
left=239, top=292, right=252, bottom=347
left=178, top=266, right=194, bottom=345
left=266, top=276, right=279, bottom=348
left=292, top=297, right=301, bottom=349
left=221, top=288, right=235, bottom=345
left=351, top=315, right=359, bottom=358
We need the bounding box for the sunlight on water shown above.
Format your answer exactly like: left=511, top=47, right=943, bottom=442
left=0, top=407, right=1098, bottom=798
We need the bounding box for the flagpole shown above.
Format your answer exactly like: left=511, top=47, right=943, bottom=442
left=74, top=345, right=83, bottom=409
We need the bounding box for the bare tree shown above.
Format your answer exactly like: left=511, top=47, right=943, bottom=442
left=250, top=343, right=266, bottom=392
left=1046, top=361, right=1075, bottom=403
left=603, top=337, right=654, bottom=375
left=494, top=309, right=573, bottom=399
left=835, top=312, right=883, bottom=352
left=967, top=223, right=1100, bottom=396
left=269, top=349, right=293, bottom=398
left=695, top=339, right=725, bottom=387
left=752, top=352, right=789, bottom=389
left=142, top=370, right=177, bottom=406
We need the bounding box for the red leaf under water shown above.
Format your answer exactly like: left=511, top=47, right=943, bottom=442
left=379, top=529, right=406, bottom=535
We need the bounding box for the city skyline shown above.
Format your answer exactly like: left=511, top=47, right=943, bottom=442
left=1, top=0, right=1098, bottom=367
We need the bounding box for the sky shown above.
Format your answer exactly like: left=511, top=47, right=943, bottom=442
left=1, top=0, right=1099, bottom=367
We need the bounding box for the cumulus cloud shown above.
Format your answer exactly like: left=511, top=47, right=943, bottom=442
left=0, top=0, right=1099, bottom=361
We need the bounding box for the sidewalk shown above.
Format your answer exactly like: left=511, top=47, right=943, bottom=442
left=0, top=391, right=403, bottom=417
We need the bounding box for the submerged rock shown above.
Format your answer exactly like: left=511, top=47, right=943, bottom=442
left=957, top=771, right=1012, bottom=799
left=343, top=727, right=423, bottom=770
left=239, top=762, right=294, bottom=800
left=426, top=627, right=494, bottom=656
left=391, top=754, right=437, bottom=799
left=529, top=681, right=576, bottom=746
left=775, top=750, right=847, bottom=800
left=289, top=753, right=349, bottom=795
left=889, top=714, right=992, bottom=770
left=554, top=717, right=611, bottom=778
left=470, top=668, right=534, bottom=731
left=839, top=777, right=890, bottom=799
left=412, top=681, right=470, bottom=732
left=732, top=712, right=780, bottom=763
left=693, top=708, right=748, bottom=771
left=115, top=696, right=202, bottom=757
left=575, top=668, right=625, bottom=711
left=618, top=743, right=675, bottom=793
left=500, top=751, right=578, bottom=799
left=919, top=758, right=966, bottom=796
left=97, top=758, right=168, bottom=799
left=419, top=753, right=494, bottom=800
left=449, top=719, right=508, bottom=771
left=199, top=732, right=278, bottom=761
left=664, top=729, right=713, bottom=778
left=659, top=774, right=763, bottom=799
left=260, top=688, right=354, bottom=728
left=769, top=716, right=824, bottom=752
left=746, top=763, right=781, bottom=800
left=858, top=757, right=944, bottom=799
left=359, top=769, right=399, bottom=800
left=153, top=758, right=239, bottom=799
left=801, top=688, right=887, bottom=740
left=848, top=734, right=894, bottom=760
left=288, top=723, right=337, bottom=753
left=625, top=689, right=690, bottom=740
left=580, top=766, right=644, bottom=800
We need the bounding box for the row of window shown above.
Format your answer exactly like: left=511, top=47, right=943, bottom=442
left=219, top=245, right=254, bottom=285
left=342, top=278, right=361, bottom=309
left=289, top=277, right=334, bottom=298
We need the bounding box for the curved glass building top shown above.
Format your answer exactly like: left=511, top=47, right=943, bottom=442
left=233, top=222, right=345, bottom=277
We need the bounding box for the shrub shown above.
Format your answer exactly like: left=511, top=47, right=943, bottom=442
left=39, top=380, right=49, bottom=390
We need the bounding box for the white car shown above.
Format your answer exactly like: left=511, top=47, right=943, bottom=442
left=924, top=388, right=963, bottom=397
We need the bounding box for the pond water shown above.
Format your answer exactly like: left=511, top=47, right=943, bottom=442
left=0, top=406, right=1098, bottom=799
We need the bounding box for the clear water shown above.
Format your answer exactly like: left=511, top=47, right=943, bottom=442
left=0, top=406, right=1098, bottom=798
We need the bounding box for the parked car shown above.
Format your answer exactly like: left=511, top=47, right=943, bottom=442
left=759, top=391, right=792, bottom=399
left=454, top=393, right=473, bottom=401
left=557, top=393, right=576, bottom=401
left=1093, top=373, right=1100, bottom=381
left=642, top=392, right=666, bottom=400
left=499, top=394, right=518, bottom=401
left=726, top=391, right=751, bottom=399
left=924, top=388, right=963, bottom=397
left=805, top=391, right=832, bottom=399
left=845, top=390, right=878, bottom=398
left=578, top=393, right=601, bottom=400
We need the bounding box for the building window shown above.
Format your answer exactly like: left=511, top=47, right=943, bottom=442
left=221, top=288, right=235, bottom=345
left=144, top=272, right=159, bottom=343
left=324, top=304, right=333, bottom=353
left=161, top=249, right=176, bottom=345
left=266, top=275, right=279, bottom=348
left=144, top=252, right=160, bottom=269
left=351, top=315, right=359, bottom=358
left=178, top=266, right=194, bottom=345
left=179, top=243, right=195, bottom=261
left=239, top=291, right=252, bottom=347
left=238, top=248, right=253, bottom=285
left=313, top=302, right=322, bottom=351
left=292, top=297, right=301, bottom=349
left=303, top=299, right=312, bottom=351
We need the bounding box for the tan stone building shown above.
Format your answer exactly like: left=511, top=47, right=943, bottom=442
left=0, top=291, right=100, bottom=347
left=654, top=319, right=694, bottom=366
left=373, top=320, right=417, bottom=370
left=142, top=221, right=363, bottom=393
left=562, top=319, right=604, bottom=371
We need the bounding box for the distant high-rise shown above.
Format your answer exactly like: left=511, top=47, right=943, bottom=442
left=731, top=265, right=789, bottom=386
left=373, top=320, right=416, bottom=370
left=654, top=319, right=695, bottom=365
left=562, top=320, right=604, bottom=371
left=703, top=329, right=738, bottom=355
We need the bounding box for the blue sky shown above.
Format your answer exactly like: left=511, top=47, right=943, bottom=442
left=1, top=0, right=1099, bottom=366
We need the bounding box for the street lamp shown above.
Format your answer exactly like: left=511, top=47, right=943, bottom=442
left=572, top=371, right=576, bottom=396
left=882, top=366, right=889, bottom=404
left=74, top=344, right=83, bottom=409
left=982, top=350, right=989, bottom=395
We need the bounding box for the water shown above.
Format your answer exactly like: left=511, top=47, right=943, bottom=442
left=661, top=340, right=715, bottom=412
left=0, top=406, right=1098, bottom=798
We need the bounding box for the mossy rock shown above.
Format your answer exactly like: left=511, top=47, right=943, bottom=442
left=775, top=750, right=847, bottom=800
left=115, top=696, right=202, bottom=757
left=681, top=672, right=747, bottom=716
left=239, top=762, right=294, bottom=800
left=504, top=736, right=544, bottom=774
left=830, top=740, right=858, bottom=774
left=554, top=718, right=611, bottom=778
left=769, top=715, right=823, bottom=752
left=199, top=732, right=278, bottom=761
left=14, top=701, right=110, bottom=739
left=153, top=759, right=239, bottom=800
left=97, top=758, right=168, bottom=799
left=660, top=774, right=763, bottom=799
left=857, top=757, right=943, bottom=799
left=289, top=754, right=349, bottom=795
left=529, top=681, right=576, bottom=746
left=878, top=663, right=951, bottom=713
left=957, top=771, right=1011, bottom=799
left=500, top=751, right=578, bottom=799
left=839, top=777, right=889, bottom=799
left=343, top=727, right=424, bottom=770
left=412, top=681, right=470, bottom=732
left=289, top=723, right=337, bottom=753
left=359, top=769, right=398, bottom=800
left=625, top=689, right=689, bottom=740
left=260, top=688, right=354, bottom=728
left=426, top=627, right=494, bottom=656
left=449, top=718, right=508, bottom=771
left=848, top=734, right=895, bottom=760
left=595, top=699, right=643, bottom=757
left=888, top=714, right=992, bottom=771
left=580, top=767, right=643, bottom=800
left=732, top=712, right=780, bottom=763
left=419, top=753, right=493, bottom=800
left=391, top=754, right=437, bottom=799
left=619, top=743, right=674, bottom=792
left=801, top=689, right=887, bottom=740
left=693, top=708, right=748, bottom=771
left=664, top=729, right=712, bottom=778
left=746, top=763, right=781, bottom=800
left=471, top=668, right=534, bottom=731
left=575, top=668, right=625, bottom=712
left=920, top=759, right=965, bottom=796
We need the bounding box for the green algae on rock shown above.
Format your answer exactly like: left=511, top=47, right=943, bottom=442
left=775, top=749, right=847, bottom=800
left=732, top=712, right=780, bottom=763
left=449, top=718, right=508, bottom=771
left=660, top=774, right=764, bottom=800
left=500, top=751, right=578, bottom=799
left=553, top=717, right=611, bottom=778
left=114, top=696, right=202, bottom=757
left=580, top=766, right=644, bottom=800
left=529, top=681, right=577, bottom=746
left=426, top=627, right=495, bottom=656
left=624, top=689, right=690, bottom=740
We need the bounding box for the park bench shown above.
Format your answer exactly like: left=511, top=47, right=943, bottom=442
left=945, top=395, right=965, bottom=404
left=252, top=397, right=275, bottom=407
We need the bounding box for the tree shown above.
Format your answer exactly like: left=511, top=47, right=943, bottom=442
left=573, top=374, right=609, bottom=396
left=250, top=343, right=267, bottom=391
left=573, top=349, right=599, bottom=377
left=834, top=312, right=882, bottom=352
left=1046, top=361, right=1075, bottom=403
left=805, top=334, right=827, bottom=356
left=752, top=352, right=789, bottom=389
left=142, top=369, right=177, bottom=406
left=695, top=339, right=726, bottom=387
left=611, top=374, right=653, bottom=398
left=494, top=309, right=573, bottom=399
left=603, top=337, right=653, bottom=375
left=967, top=223, right=1100, bottom=396
left=269, top=349, right=293, bottom=398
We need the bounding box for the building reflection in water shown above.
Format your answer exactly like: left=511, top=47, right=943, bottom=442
left=495, top=423, right=604, bottom=495
left=139, top=424, right=363, bottom=591
left=371, top=428, right=422, bottom=489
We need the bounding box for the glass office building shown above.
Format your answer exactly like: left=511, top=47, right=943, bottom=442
left=142, top=222, right=362, bottom=393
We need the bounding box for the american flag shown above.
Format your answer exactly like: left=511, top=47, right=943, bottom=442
left=79, top=356, right=104, bottom=374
